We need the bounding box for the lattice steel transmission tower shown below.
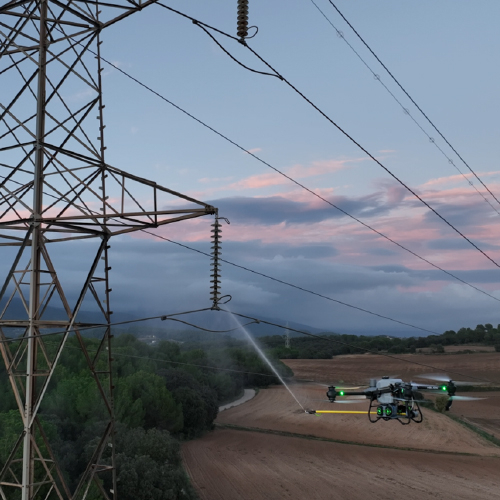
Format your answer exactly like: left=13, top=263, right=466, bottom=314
left=0, top=1, right=215, bottom=499
left=284, top=323, right=290, bottom=349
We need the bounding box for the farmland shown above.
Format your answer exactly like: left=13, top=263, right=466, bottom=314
left=182, top=353, right=500, bottom=499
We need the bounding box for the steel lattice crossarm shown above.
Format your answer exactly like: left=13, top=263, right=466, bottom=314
left=0, top=1, right=216, bottom=499
left=0, top=0, right=160, bottom=31
left=0, top=157, right=216, bottom=242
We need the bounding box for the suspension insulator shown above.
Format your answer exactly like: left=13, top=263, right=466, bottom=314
left=237, top=0, right=249, bottom=41
left=210, top=218, right=222, bottom=308
left=209, top=215, right=230, bottom=309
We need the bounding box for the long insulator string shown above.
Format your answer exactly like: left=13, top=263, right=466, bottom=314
left=210, top=216, right=230, bottom=309
left=210, top=216, right=222, bottom=308
left=237, top=0, right=249, bottom=41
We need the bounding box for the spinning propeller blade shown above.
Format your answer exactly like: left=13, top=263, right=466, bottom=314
left=334, top=400, right=366, bottom=404
left=450, top=395, right=485, bottom=401
left=394, top=398, right=427, bottom=403
left=301, top=380, right=362, bottom=390
left=318, top=399, right=365, bottom=404
left=418, top=374, right=482, bottom=386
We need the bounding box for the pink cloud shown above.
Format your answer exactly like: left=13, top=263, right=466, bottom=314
left=133, top=174, right=500, bottom=277
left=421, top=170, right=500, bottom=189
left=204, top=157, right=363, bottom=194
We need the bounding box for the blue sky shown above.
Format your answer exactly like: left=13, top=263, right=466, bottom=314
left=2, top=0, right=500, bottom=336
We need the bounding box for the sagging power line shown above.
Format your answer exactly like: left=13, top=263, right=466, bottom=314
left=88, top=45, right=500, bottom=305
left=316, top=0, right=500, bottom=213
left=157, top=2, right=500, bottom=271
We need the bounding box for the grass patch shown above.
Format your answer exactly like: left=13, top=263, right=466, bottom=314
left=445, top=413, right=500, bottom=448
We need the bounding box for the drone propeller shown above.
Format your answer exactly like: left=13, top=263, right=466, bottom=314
left=450, top=395, right=485, bottom=401
left=301, top=380, right=362, bottom=390
left=333, top=400, right=366, bottom=404
left=318, top=399, right=366, bottom=404
left=417, top=374, right=482, bottom=386
left=393, top=397, right=427, bottom=403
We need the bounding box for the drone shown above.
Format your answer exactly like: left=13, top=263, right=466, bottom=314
left=307, top=374, right=483, bottom=425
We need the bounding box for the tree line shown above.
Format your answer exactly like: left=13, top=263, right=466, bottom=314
left=0, top=333, right=292, bottom=500
left=260, top=323, right=500, bottom=359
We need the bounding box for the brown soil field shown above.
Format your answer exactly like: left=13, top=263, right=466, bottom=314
left=451, top=391, right=500, bottom=439
left=182, top=429, right=500, bottom=500
left=284, top=352, right=500, bottom=386
left=216, top=383, right=498, bottom=455
left=182, top=354, right=500, bottom=499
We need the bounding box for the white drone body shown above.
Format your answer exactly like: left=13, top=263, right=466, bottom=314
left=376, top=377, right=404, bottom=404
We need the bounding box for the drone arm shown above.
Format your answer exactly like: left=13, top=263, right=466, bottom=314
left=413, top=384, right=440, bottom=391
left=340, top=391, right=369, bottom=397
left=326, top=386, right=370, bottom=402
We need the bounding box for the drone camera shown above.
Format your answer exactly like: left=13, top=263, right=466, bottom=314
left=376, top=404, right=401, bottom=419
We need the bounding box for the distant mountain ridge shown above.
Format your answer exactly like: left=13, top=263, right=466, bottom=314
left=0, top=297, right=331, bottom=338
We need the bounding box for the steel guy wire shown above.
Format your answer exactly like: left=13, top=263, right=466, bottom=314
left=83, top=50, right=500, bottom=305
left=156, top=2, right=500, bottom=270
left=320, top=0, right=500, bottom=211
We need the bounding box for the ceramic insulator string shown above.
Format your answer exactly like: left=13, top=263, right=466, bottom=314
left=237, top=0, right=249, bottom=41
left=210, top=217, right=223, bottom=308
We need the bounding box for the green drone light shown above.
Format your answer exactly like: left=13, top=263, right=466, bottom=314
left=339, top=391, right=345, bottom=396
left=441, top=385, right=447, bottom=391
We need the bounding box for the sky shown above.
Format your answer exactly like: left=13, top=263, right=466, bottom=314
left=2, top=0, right=500, bottom=336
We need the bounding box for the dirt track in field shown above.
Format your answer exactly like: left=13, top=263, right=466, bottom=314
left=182, top=354, right=500, bottom=499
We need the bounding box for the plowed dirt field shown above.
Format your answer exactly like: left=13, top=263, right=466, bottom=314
left=284, top=352, right=500, bottom=385
left=182, top=354, right=500, bottom=499
left=182, top=429, right=500, bottom=500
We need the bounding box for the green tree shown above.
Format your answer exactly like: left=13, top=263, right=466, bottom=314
left=114, top=371, right=182, bottom=432
left=114, top=427, right=196, bottom=500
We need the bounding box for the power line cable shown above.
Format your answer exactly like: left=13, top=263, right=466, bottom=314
left=156, top=2, right=500, bottom=270
left=0, top=307, right=213, bottom=345
left=15, top=20, right=494, bottom=349
left=4, top=300, right=496, bottom=385
left=38, top=309, right=500, bottom=386
left=222, top=309, right=499, bottom=385
left=43, top=340, right=281, bottom=379
left=308, top=0, right=500, bottom=216
left=142, top=229, right=443, bottom=335
left=2, top=175, right=480, bottom=343
left=319, top=0, right=500, bottom=211
left=85, top=52, right=500, bottom=304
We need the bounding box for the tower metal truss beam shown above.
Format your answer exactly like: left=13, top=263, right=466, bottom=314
left=0, top=1, right=216, bottom=499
